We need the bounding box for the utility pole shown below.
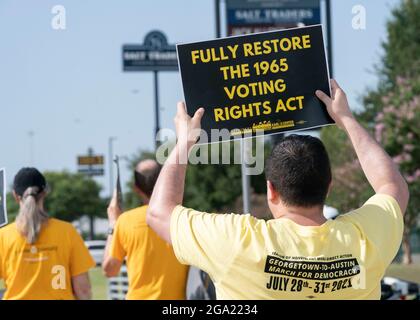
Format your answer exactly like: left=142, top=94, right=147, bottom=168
left=215, top=0, right=251, bottom=213
left=241, top=139, right=251, bottom=213
left=215, top=0, right=221, bottom=38
left=108, top=137, right=117, bottom=198
left=325, top=0, right=333, bottom=77
left=154, top=70, right=160, bottom=150
left=87, top=147, right=95, bottom=240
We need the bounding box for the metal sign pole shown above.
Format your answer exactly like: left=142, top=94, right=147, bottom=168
left=122, top=31, right=178, bottom=150
left=241, top=139, right=251, bottom=214
left=108, top=137, right=117, bottom=198
left=325, top=0, right=333, bottom=77
left=87, top=147, right=95, bottom=240
left=154, top=70, right=160, bottom=150
left=215, top=0, right=251, bottom=214
left=215, top=0, right=221, bottom=38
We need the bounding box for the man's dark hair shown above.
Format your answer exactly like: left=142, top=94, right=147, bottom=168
left=134, top=162, right=162, bottom=198
left=265, top=135, right=332, bottom=207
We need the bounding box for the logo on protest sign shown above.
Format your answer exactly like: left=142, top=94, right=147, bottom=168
left=0, top=168, right=8, bottom=228
left=177, top=25, right=333, bottom=142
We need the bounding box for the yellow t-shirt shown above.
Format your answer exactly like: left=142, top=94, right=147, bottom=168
left=110, top=205, right=189, bottom=300
left=0, top=218, right=96, bottom=300
left=170, top=194, right=404, bottom=300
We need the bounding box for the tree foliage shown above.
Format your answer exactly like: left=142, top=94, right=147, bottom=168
left=43, top=171, right=106, bottom=222
left=324, top=0, right=420, bottom=263
left=363, top=0, right=420, bottom=121
left=321, top=126, right=372, bottom=212
left=124, top=139, right=271, bottom=213
left=373, top=76, right=420, bottom=264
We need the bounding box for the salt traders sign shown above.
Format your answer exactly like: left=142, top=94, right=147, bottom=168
left=177, top=25, right=334, bottom=142
left=123, top=30, right=178, bottom=71
left=226, top=0, right=321, bottom=36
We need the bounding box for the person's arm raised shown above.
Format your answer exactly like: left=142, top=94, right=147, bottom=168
left=146, top=102, right=204, bottom=243
left=102, top=191, right=123, bottom=277
left=316, top=80, right=409, bottom=213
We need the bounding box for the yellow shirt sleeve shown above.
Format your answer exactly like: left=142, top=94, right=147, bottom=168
left=0, top=238, right=3, bottom=279
left=339, top=194, right=404, bottom=267
left=170, top=205, right=254, bottom=281
left=69, top=227, right=96, bottom=277
left=109, top=219, right=126, bottom=262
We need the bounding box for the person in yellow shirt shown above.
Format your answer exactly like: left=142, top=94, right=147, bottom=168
left=102, top=159, right=189, bottom=300
left=0, top=168, right=96, bottom=300
left=146, top=79, right=409, bottom=300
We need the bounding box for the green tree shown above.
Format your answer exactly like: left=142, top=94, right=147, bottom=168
left=321, top=126, right=372, bottom=212
left=124, top=139, right=270, bottom=214
left=363, top=0, right=420, bottom=122
left=184, top=139, right=271, bottom=212
left=43, top=171, right=106, bottom=222
left=362, top=0, right=420, bottom=264
left=325, top=0, right=420, bottom=263
left=45, top=171, right=106, bottom=240
left=6, top=192, right=19, bottom=222
left=381, top=0, right=420, bottom=83
left=372, top=76, right=420, bottom=264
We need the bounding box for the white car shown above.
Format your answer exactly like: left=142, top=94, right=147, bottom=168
left=383, top=277, right=419, bottom=300
left=85, top=240, right=106, bottom=267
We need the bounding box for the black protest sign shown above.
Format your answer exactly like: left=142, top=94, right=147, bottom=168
left=177, top=25, right=334, bottom=142
left=0, top=168, right=8, bottom=227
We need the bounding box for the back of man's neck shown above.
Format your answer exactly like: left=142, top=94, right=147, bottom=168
left=272, top=206, right=327, bottom=226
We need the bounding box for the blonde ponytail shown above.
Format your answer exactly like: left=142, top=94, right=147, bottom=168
left=16, top=187, right=49, bottom=244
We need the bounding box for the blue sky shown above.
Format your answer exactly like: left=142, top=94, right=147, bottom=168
left=0, top=0, right=400, bottom=196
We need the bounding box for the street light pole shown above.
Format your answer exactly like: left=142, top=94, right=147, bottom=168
left=108, top=137, right=117, bottom=198
left=241, top=139, right=251, bottom=214
left=326, top=0, right=333, bottom=77
left=153, top=70, right=160, bottom=150
left=214, top=0, right=251, bottom=213
left=87, top=147, right=95, bottom=240
left=215, top=0, right=221, bottom=38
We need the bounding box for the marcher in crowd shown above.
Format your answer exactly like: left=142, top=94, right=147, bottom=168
left=146, top=80, right=408, bottom=299
left=0, top=168, right=95, bottom=300
left=103, top=159, right=189, bottom=299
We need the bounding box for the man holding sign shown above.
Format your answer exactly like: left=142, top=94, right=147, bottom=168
left=147, top=79, right=408, bottom=300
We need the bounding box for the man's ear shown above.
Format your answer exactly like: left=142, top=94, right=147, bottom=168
left=133, top=185, right=142, bottom=197
left=134, top=185, right=150, bottom=204
left=327, top=181, right=333, bottom=197
left=267, top=180, right=278, bottom=202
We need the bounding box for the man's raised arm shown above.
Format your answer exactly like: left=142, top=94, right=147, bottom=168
left=146, top=102, right=204, bottom=243
left=316, top=80, right=409, bottom=213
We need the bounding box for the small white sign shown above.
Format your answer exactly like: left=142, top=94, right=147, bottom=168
left=0, top=168, right=8, bottom=227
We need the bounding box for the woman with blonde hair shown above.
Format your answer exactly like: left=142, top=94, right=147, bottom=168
left=0, top=168, right=96, bottom=300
